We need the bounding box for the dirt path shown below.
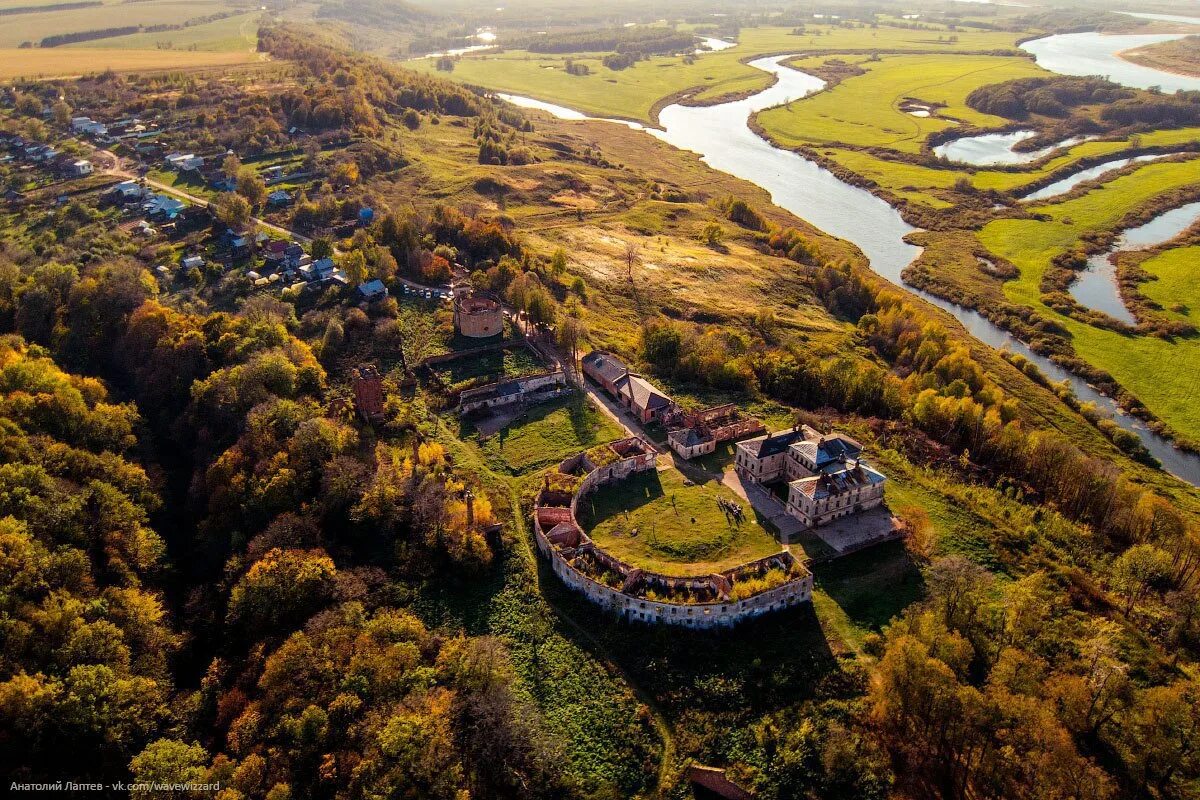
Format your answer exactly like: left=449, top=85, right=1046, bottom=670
left=93, top=146, right=311, bottom=244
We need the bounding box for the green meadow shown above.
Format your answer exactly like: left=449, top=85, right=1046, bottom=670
left=0, top=0, right=242, bottom=48
left=67, top=11, right=261, bottom=52
left=979, top=159, right=1200, bottom=441
left=1140, top=246, right=1200, bottom=326
left=407, top=24, right=1022, bottom=124
left=757, top=53, right=1044, bottom=153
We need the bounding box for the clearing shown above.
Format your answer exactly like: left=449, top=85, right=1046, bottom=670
left=577, top=464, right=782, bottom=576
left=468, top=394, right=625, bottom=476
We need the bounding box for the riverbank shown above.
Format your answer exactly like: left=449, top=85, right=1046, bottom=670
left=1119, top=34, right=1200, bottom=78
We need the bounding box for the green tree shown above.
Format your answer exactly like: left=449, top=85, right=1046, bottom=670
left=236, top=166, right=267, bottom=208
left=214, top=192, right=252, bottom=227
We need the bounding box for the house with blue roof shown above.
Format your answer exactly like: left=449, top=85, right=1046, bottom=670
left=356, top=279, right=388, bottom=301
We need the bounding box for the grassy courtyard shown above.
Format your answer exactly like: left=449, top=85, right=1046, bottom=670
left=432, top=345, right=544, bottom=390
left=470, top=394, right=625, bottom=476
left=577, top=465, right=782, bottom=577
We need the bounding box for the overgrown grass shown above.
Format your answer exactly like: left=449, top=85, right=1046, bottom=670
left=468, top=394, right=625, bottom=475
left=432, top=345, right=544, bottom=388
left=578, top=465, right=782, bottom=575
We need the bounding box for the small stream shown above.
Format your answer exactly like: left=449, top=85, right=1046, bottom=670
left=934, top=130, right=1090, bottom=166
left=1071, top=201, right=1200, bottom=324
left=494, top=51, right=1200, bottom=482
left=1022, top=153, right=1172, bottom=202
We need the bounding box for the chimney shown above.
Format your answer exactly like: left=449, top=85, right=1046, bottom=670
left=465, top=489, right=475, bottom=527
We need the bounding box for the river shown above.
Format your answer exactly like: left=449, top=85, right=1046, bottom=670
left=497, top=45, right=1200, bottom=483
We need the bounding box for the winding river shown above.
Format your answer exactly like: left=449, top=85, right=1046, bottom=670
left=499, top=43, right=1200, bottom=483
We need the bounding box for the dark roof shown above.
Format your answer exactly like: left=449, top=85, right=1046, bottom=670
left=615, top=373, right=671, bottom=411
left=790, top=461, right=885, bottom=500
left=582, top=351, right=629, bottom=384
left=358, top=278, right=387, bottom=297
left=738, top=429, right=806, bottom=459
left=669, top=428, right=708, bottom=448
left=792, top=433, right=863, bottom=467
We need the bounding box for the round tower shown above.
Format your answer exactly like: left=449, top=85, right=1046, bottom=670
left=453, top=291, right=504, bottom=338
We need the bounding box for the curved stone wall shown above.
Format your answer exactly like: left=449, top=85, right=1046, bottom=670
left=533, top=438, right=813, bottom=629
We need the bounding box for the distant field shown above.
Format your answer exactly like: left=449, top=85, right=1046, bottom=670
left=578, top=465, right=782, bottom=576
left=979, top=158, right=1200, bottom=441
left=1120, top=34, right=1200, bottom=78
left=757, top=53, right=1045, bottom=153
left=66, top=11, right=260, bottom=52
left=0, top=0, right=241, bottom=48
left=408, top=24, right=1023, bottom=124
left=0, top=47, right=256, bottom=78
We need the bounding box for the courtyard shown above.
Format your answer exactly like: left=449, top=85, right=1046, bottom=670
left=576, top=464, right=783, bottom=577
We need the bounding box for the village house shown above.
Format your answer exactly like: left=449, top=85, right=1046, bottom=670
left=459, top=370, right=569, bottom=415
left=665, top=403, right=765, bottom=460
left=356, top=279, right=388, bottom=302
left=614, top=372, right=672, bottom=424
left=581, top=350, right=673, bottom=424
left=580, top=351, right=628, bottom=396
left=68, top=159, right=92, bottom=177
left=111, top=180, right=148, bottom=204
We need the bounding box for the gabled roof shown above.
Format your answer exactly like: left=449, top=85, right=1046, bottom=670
left=615, top=373, right=671, bottom=411
left=737, top=428, right=806, bottom=459
left=581, top=351, right=628, bottom=384
left=357, top=278, right=387, bottom=297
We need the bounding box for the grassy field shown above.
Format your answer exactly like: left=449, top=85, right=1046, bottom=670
left=1120, top=34, right=1200, bottom=78
left=0, top=0, right=241, bottom=48
left=432, top=345, right=545, bottom=388
left=408, top=24, right=1022, bottom=124
left=577, top=464, right=782, bottom=576
left=1139, top=246, right=1200, bottom=325
left=0, top=47, right=256, bottom=78
left=757, top=53, right=1045, bottom=153
left=816, top=127, right=1200, bottom=210
left=67, top=11, right=261, bottom=52
left=469, top=394, right=625, bottom=476
left=979, top=158, right=1200, bottom=440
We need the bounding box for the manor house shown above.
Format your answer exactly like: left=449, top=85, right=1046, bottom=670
left=735, top=426, right=886, bottom=529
